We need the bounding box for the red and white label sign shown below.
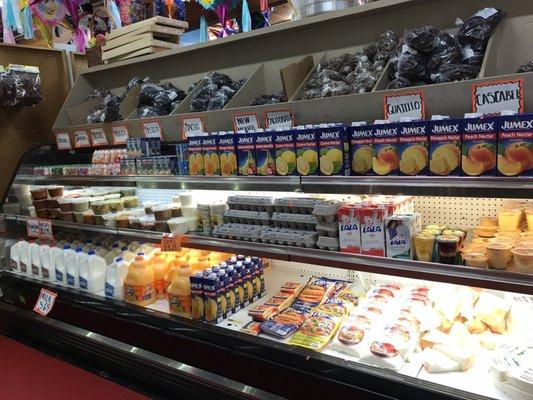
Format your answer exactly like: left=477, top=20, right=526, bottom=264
left=111, top=124, right=129, bottom=144
left=472, top=78, right=524, bottom=115
left=26, top=218, right=54, bottom=240
left=26, top=218, right=40, bottom=237
left=73, top=129, right=91, bottom=148
left=142, top=120, right=164, bottom=140
left=384, top=91, right=425, bottom=121
left=161, top=234, right=182, bottom=252
left=90, top=127, right=108, bottom=146
left=33, top=288, right=57, bottom=316
left=265, top=109, right=294, bottom=129
left=55, top=132, right=71, bottom=150
left=180, top=116, right=205, bottom=138
left=233, top=113, right=260, bottom=132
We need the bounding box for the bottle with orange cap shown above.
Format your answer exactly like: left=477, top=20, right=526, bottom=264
left=167, top=262, right=193, bottom=318
left=149, top=250, right=169, bottom=300
left=124, top=254, right=156, bottom=306
left=164, top=255, right=189, bottom=289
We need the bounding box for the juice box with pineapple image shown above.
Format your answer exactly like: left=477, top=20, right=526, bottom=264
left=217, top=131, right=238, bottom=176
left=397, top=120, right=429, bottom=176
left=461, top=115, right=498, bottom=177
left=498, top=113, right=533, bottom=177
left=274, top=128, right=297, bottom=176
left=186, top=133, right=205, bottom=176
left=237, top=131, right=257, bottom=176
left=372, top=122, right=399, bottom=176
left=201, top=134, right=220, bottom=176
left=428, top=117, right=462, bottom=176
left=318, top=123, right=349, bottom=176
left=254, top=129, right=276, bottom=176
left=348, top=122, right=373, bottom=175
left=295, top=126, right=319, bottom=176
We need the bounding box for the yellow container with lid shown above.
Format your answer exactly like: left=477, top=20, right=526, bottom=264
left=124, top=255, right=156, bottom=306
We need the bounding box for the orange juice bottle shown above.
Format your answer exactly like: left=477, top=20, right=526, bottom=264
left=164, top=256, right=189, bottom=288
left=176, top=248, right=190, bottom=258
left=167, top=264, right=193, bottom=317
left=150, top=251, right=169, bottom=300
left=192, top=255, right=210, bottom=272
left=124, top=255, right=156, bottom=306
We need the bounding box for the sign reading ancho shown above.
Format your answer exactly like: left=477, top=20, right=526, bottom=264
left=472, top=78, right=524, bottom=115
left=384, top=91, right=425, bottom=121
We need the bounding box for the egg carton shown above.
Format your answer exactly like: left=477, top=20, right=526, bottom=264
left=271, top=212, right=317, bottom=230
left=226, top=195, right=274, bottom=212
left=316, top=221, right=339, bottom=237
left=273, top=197, right=320, bottom=214
left=212, top=223, right=264, bottom=242
left=260, top=227, right=317, bottom=248
left=317, top=236, right=339, bottom=251
left=223, top=209, right=271, bottom=225
left=313, top=200, right=342, bottom=223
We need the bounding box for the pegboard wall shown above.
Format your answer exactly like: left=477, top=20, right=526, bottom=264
left=136, top=188, right=186, bottom=204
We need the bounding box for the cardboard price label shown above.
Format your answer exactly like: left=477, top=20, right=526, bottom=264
left=161, top=234, right=182, bottom=251
left=142, top=120, right=164, bottom=139
left=112, top=124, right=129, bottom=144
left=265, top=109, right=294, bottom=129
left=55, top=132, right=72, bottom=150
left=472, top=78, right=524, bottom=115
left=33, top=288, right=57, bottom=316
left=26, top=218, right=40, bottom=237
left=384, top=91, right=425, bottom=121
left=180, top=116, right=205, bottom=138
left=73, top=129, right=91, bottom=148
left=233, top=113, right=260, bottom=132
left=26, top=218, right=54, bottom=240
left=90, top=127, right=108, bottom=146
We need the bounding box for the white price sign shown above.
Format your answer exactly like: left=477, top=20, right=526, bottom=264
left=180, top=117, right=205, bottom=138
left=74, top=129, right=91, bottom=148
left=142, top=120, right=163, bottom=139
left=472, top=79, right=524, bottom=115
left=90, top=127, right=108, bottom=146
left=33, top=288, right=57, bottom=316
left=55, top=132, right=71, bottom=150
left=39, top=219, right=54, bottom=240
left=26, top=218, right=40, bottom=237
left=384, top=91, right=425, bottom=122
left=265, top=109, right=294, bottom=129
left=233, top=113, right=260, bottom=132
left=112, top=125, right=129, bottom=144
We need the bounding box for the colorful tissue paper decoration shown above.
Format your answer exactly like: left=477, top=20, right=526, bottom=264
left=155, top=0, right=186, bottom=21
left=31, top=0, right=67, bottom=26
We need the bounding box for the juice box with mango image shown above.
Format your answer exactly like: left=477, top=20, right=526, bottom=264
left=201, top=134, right=220, bottom=176
left=397, top=120, right=429, bottom=176
left=498, top=113, right=533, bottom=177
left=428, top=117, right=462, bottom=176
left=254, top=129, right=276, bottom=176
left=348, top=122, right=373, bottom=175
left=186, top=133, right=205, bottom=176
left=318, top=123, right=349, bottom=176
left=237, top=131, right=257, bottom=176
left=217, top=131, right=238, bottom=176
left=461, top=115, right=498, bottom=176
left=274, top=128, right=297, bottom=176
left=372, top=122, right=399, bottom=176
left=295, top=125, right=319, bottom=176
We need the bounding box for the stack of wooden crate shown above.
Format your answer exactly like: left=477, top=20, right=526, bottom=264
left=103, top=16, right=188, bottom=63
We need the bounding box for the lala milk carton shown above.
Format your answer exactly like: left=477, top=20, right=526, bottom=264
left=397, top=119, right=429, bottom=176
left=461, top=114, right=498, bottom=176
left=254, top=129, right=276, bottom=176
left=237, top=130, right=257, bottom=176
left=318, top=123, right=350, bottom=176
left=339, top=204, right=361, bottom=254
left=217, top=131, right=238, bottom=176
left=348, top=121, right=374, bottom=175
left=295, top=125, right=319, bottom=176
left=359, top=204, right=386, bottom=257
left=385, top=214, right=417, bottom=259
left=498, top=112, right=533, bottom=177
left=372, top=121, right=399, bottom=176
left=201, top=134, right=220, bottom=176
left=274, top=128, right=297, bottom=176
left=187, top=133, right=205, bottom=176
left=428, top=116, right=462, bottom=176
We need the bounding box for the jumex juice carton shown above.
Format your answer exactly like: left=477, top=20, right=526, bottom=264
left=348, top=122, right=374, bottom=175
left=186, top=133, right=205, bottom=176
left=254, top=129, right=276, bottom=176
left=237, top=130, right=257, bottom=176
left=359, top=205, right=386, bottom=257
left=398, top=120, right=429, bottom=176
left=274, top=128, right=296, bottom=176
left=498, top=113, right=533, bottom=177
left=295, top=125, right=319, bottom=176
left=339, top=205, right=361, bottom=254
left=372, top=121, right=399, bottom=176
left=385, top=215, right=416, bottom=259
left=202, top=273, right=224, bottom=324
left=462, top=115, right=498, bottom=176
left=318, top=123, right=349, bottom=176
left=217, top=131, right=238, bottom=176
left=190, top=272, right=204, bottom=320
left=201, top=134, right=220, bottom=176
left=428, top=117, right=462, bottom=176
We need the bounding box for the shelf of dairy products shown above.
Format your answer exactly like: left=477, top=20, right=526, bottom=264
left=14, top=175, right=138, bottom=187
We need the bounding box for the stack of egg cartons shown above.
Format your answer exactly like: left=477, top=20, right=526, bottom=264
left=313, top=201, right=342, bottom=251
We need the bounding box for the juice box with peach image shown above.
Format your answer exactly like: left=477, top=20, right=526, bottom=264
left=339, top=204, right=361, bottom=254
left=359, top=205, right=386, bottom=257
left=498, top=113, right=533, bottom=177
left=348, top=122, right=374, bottom=176
left=217, top=132, right=238, bottom=176
left=201, top=134, right=220, bottom=176
left=428, top=117, right=462, bottom=176
left=461, top=115, right=498, bottom=176
left=372, top=122, right=399, bottom=176
left=186, top=133, right=205, bottom=176
left=397, top=120, right=429, bottom=176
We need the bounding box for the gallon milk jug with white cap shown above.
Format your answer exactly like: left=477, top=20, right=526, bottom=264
left=18, top=240, right=31, bottom=275
left=105, top=257, right=129, bottom=299
left=79, top=250, right=106, bottom=293
left=40, top=243, right=54, bottom=282
left=67, top=247, right=84, bottom=288
left=9, top=240, right=25, bottom=274
left=29, top=241, right=42, bottom=279
left=50, top=245, right=64, bottom=284
left=58, top=244, right=74, bottom=285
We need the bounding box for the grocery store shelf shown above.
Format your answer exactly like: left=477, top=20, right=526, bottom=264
left=14, top=175, right=137, bottom=187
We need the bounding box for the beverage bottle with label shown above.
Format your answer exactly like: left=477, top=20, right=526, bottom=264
left=29, top=241, right=42, bottom=279
left=217, top=270, right=231, bottom=318
left=18, top=239, right=31, bottom=276
left=79, top=250, right=106, bottom=293
left=168, top=263, right=193, bottom=317
left=124, top=255, right=156, bottom=306
left=58, top=245, right=74, bottom=285
left=233, top=263, right=245, bottom=308
left=225, top=266, right=240, bottom=313
left=150, top=251, right=169, bottom=300
left=243, top=259, right=258, bottom=302
left=67, top=247, right=85, bottom=288
left=9, top=239, right=23, bottom=274
left=242, top=260, right=254, bottom=304
left=106, top=257, right=127, bottom=299
left=50, top=245, right=64, bottom=284
left=40, top=243, right=54, bottom=282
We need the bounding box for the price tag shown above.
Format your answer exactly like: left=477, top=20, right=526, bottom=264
left=26, top=218, right=40, bottom=237
left=39, top=219, right=54, bottom=240
left=90, top=127, right=109, bottom=146
left=111, top=124, right=129, bottom=144
left=265, top=109, right=294, bottom=129
left=161, top=234, right=182, bottom=252
left=384, top=91, right=425, bottom=122
left=180, top=116, right=205, bottom=139
left=233, top=113, right=260, bottom=132
left=73, top=129, right=91, bottom=148
left=472, top=78, right=524, bottom=115
left=33, top=288, right=57, bottom=316
left=142, top=120, right=164, bottom=140
left=55, top=132, right=71, bottom=150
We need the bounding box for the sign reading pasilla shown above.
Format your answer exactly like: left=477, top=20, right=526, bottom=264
left=472, top=78, right=524, bottom=115
left=384, top=91, right=425, bottom=121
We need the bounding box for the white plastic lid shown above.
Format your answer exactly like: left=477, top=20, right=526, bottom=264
left=351, top=121, right=367, bottom=126
left=464, top=112, right=482, bottom=118
left=500, top=110, right=517, bottom=116
left=431, top=115, right=450, bottom=120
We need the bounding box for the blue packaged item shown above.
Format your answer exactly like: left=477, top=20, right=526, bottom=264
left=461, top=115, right=498, bottom=176
left=201, top=134, right=220, bottom=176
left=348, top=122, right=374, bottom=175
left=217, top=132, right=238, bottom=176
left=498, top=113, right=533, bottom=177
left=318, top=123, right=350, bottom=176
left=254, top=129, right=276, bottom=176
left=428, top=117, right=462, bottom=176
left=186, top=133, right=205, bottom=176
left=175, top=143, right=189, bottom=175
left=372, top=121, right=399, bottom=176
left=295, top=125, right=319, bottom=176
left=397, top=119, right=429, bottom=176
left=274, top=128, right=296, bottom=176
left=237, top=131, right=256, bottom=176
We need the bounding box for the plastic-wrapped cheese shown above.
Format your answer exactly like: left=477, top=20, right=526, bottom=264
left=490, top=345, right=533, bottom=400
left=421, top=348, right=461, bottom=373
left=433, top=344, right=475, bottom=371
